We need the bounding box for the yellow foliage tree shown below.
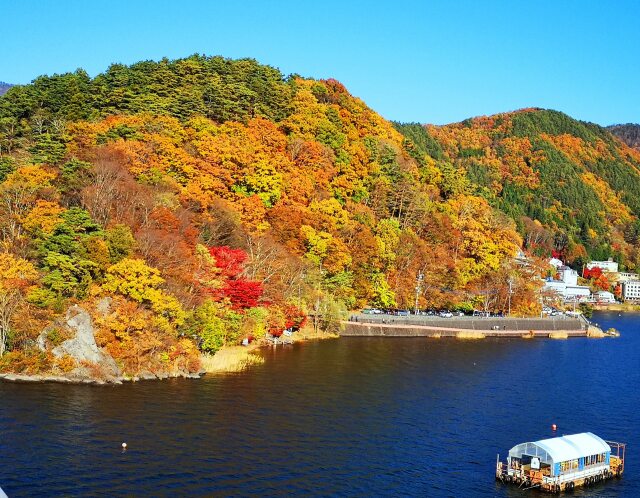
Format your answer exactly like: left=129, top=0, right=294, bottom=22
left=0, top=252, right=39, bottom=356
left=22, top=200, right=66, bottom=235
left=0, top=165, right=57, bottom=244
left=103, top=258, right=185, bottom=327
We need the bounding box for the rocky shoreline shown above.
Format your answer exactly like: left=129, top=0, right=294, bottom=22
left=0, top=303, right=202, bottom=385
left=0, top=370, right=203, bottom=385
left=0, top=306, right=338, bottom=385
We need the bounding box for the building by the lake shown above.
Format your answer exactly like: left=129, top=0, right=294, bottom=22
left=622, top=281, right=640, bottom=301
left=586, top=259, right=619, bottom=273
left=543, top=264, right=591, bottom=301
left=593, top=290, right=616, bottom=303
left=617, top=272, right=639, bottom=283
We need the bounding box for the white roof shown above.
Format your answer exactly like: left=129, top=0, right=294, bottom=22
left=510, top=432, right=610, bottom=463
left=549, top=258, right=563, bottom=268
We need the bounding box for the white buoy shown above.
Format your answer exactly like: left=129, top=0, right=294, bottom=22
left=122, top=442, right=127, bottom=450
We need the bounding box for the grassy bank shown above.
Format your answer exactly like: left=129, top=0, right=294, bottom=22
left=201, top=326, right=338, bottom=374
left=292, top=325, right=340, bottom=342
left=200, top=346, right=265, bottom=374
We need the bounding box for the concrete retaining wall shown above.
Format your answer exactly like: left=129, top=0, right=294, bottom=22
left=342, top=315, right=587, bottom=337
left=348, top=315, right=584, bottom=331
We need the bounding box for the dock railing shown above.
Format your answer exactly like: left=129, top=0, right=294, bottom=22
left=607, top=440, right=626, bottom=474
left=495, top=455, right=508, bottom=479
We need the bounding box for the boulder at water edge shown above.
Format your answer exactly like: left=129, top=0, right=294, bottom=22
left=38, top=305, right=121, bottom=380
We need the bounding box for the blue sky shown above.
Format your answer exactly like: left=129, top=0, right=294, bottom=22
left=1, top=0, right=638, bottom=125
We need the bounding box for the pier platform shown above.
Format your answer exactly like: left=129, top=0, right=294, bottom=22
left=343, top=315, right=588, bottom=337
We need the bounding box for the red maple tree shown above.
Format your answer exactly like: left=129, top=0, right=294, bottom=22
left=208, top=246, right=263, bottom=309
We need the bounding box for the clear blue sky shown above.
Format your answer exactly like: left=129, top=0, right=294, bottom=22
left=1, top=0, right=638, bottom=125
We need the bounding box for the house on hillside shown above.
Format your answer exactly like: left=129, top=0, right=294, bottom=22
left=542, top=264, right=591, bottom=301
left=616, top=272, right=639, bottom=283
left=593, top=290, right=616, bottom=303
left=549, top=257, right=563, bottom=268
left=586, top=259, right=619, bottom=273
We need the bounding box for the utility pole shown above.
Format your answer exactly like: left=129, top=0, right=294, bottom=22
left=414, top=271, right=424, bottom=314
left=539, top=292, right=544, bottom=318
left=507, top=278, right=513, bottom=316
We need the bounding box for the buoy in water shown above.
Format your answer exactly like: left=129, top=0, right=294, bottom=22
left=551, top=424, right=557, bottom=431
left=122, top=442, right=127, bottom=450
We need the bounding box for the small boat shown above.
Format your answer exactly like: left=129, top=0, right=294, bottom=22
left=496, top=432, right=625, bottom=493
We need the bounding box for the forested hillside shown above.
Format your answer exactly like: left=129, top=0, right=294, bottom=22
left=608, top=123, right=640, bottom=150
left=1, top=55, right=630, bottom=378
left=396, top=110, right=640, bottom=271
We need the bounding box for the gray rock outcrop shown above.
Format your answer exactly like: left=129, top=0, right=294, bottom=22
left=39, top=305, right=121, bottom=378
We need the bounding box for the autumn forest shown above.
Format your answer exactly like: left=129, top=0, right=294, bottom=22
left=1, top=55, right=639, bottom=378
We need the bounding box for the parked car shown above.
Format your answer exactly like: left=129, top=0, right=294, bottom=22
left=473, top=310, right=490, bottom=317
left=396, top=309, right=410, bottom=316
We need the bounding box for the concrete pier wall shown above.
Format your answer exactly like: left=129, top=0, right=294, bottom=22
left=342, top=315, right=587, bottom=337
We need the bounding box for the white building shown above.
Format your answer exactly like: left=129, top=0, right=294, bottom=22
left=622, top=281, right=640, bottom=301
left=594, top=290, right=616, bottom=303
left=549, top=257, right=563, bottom=268
left=586, top=259, right=619, bottom=273
left=543, top=279, right=566, bottom=296
left=557, top=266, right=578, bottom=286
left=616, top=272, right=639, bottom=283
left=543, top=264, right=591, bottom=301
left=565, top=286, right=591, bottom=300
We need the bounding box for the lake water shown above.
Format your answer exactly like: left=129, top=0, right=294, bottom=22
left=1, top=311, right=638, bottom=497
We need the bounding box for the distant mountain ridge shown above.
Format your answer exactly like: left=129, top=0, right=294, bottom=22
left=608, top=123, right=640, bottom=150
left=396, top=108, right=640, bottom=267
left=0, top=82, right=12, bottom=96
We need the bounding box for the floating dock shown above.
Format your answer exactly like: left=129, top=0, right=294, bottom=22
left=496, top=432, right=625, bottom=493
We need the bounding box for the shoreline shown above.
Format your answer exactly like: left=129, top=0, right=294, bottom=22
left=0, top=327, right=340, bottom=385
left=0, top=319, right=615, bottom=386
left=0, top=371, right=202, bottom=386
left=591, top=303, right=640, bottom=312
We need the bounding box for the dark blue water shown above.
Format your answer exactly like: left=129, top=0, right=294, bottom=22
left=0, top=311, right=637, bottom=497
